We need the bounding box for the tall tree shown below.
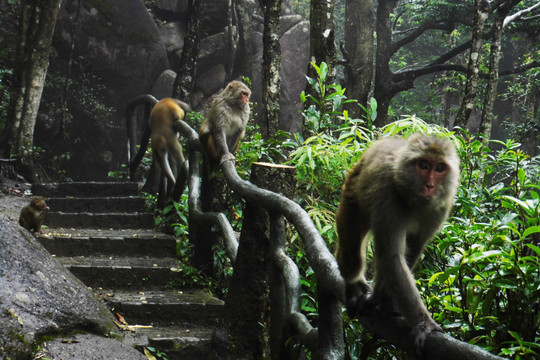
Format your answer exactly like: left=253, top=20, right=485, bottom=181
left=366, top=0, right=539, bottom=127
left=303, top=0, right=337, bottom=133
left=479, top=0, right=539, bottom=142
left=454, top=0, right=489, bottom=129
left=2, top=0, right=62, bottom=181
left=172, top=0, right=202, bottom=102
left=373, top=0, right=399, bottom=127
left=231, top=0, right=254, bottom=81
left=260, top=0, right=282, bottom=140
left=342, top=0, right=374, bottom=119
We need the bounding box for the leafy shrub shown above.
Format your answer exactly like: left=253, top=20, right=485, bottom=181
left=424, top=135, right=540, bottom=359
left=287, top=64, right=539, bottom=358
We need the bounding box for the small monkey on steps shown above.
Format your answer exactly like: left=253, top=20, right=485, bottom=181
left=19, top=196, right=49, bottom=233
left=199, top=80, right=251, bottom=178
left=336, top=134, right=459, bottom=353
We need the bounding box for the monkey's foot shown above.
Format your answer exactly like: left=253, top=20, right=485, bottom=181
left=411, top=319, right=443, bottom=355
left=219, top=153, right=236, bottom=165
left=345, top=281, right=373, bottom=317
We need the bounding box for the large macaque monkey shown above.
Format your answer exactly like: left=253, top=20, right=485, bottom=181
left=336, top=134, right=460, bottom=352
left=198, top=80, right=251, bottom=178
left=150, top=98, right=191, bottom=202
left=19, top=196, right=49, bottom=233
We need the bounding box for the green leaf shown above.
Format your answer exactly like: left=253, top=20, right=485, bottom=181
left=468, top=250, right=502, bottom=262
left=525, top=243, right=540, bottom=257
left=523, top=226, right=540, bottom=239
left=319, top=62, right=328, bottom=81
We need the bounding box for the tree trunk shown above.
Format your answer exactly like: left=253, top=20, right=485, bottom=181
left=303, top=0, right=337, bottom=129
left=4, top=0, right=62, bottom=179
left=479, top=0, right=520, bottom=143
left=260, top=0, right=282, bottom=140
left=454, top=0, right=489, bottom=130
left=172, top=0, right=201, bottom=102
left=373, top=0, right=399, bottom=127
left=214, top=162, right=297, bottom=360
left=342, top=0, right=374, bottom=119
left=231, top=0, right=254, bottom=81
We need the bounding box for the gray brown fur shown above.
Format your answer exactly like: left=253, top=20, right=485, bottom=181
left=19, top=196, right=49, bottom=233
left=198, top=80, right=251, bottom=178
left=335, top=134, right=459, bottom=352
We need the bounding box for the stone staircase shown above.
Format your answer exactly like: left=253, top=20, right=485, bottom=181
left=33, top=181, right=223, bottom=359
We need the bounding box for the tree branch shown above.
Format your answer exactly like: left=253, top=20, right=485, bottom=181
left=355, top=300, right=505, bottom=360
left=391, top=22, right=452, bottom=55
left=392, top=59, right=540, bottom=86
left=174, top=120, right=238, bottom=261
left=503, top=1, right=540, bottom=28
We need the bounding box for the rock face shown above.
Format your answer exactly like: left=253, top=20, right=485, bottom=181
left=35, top=334, right=147, bottom=360
left=35, top=0, right=310, bottom=181
left=0, top=213, right=116, bottom=358
left=38, top=0, right=169, bottom=181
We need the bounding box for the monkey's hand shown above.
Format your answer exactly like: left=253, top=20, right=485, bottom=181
left=220, top=152, right=236, bottom=165
left=345, top=281, right=373, bottom=317
left=411, top=318, right=443, bottom=355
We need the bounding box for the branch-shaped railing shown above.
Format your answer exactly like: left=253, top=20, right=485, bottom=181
left=173, top=119, right=345, bottom=359
left=127, top=99, right=506, bottom=360
left=172, top=120, right=238, bottom=262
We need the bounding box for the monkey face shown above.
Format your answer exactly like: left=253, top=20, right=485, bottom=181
left=414, top=158, right=449, bottom=200
left=32, top=197, right=49, bottom=211
left=238, top=90, right=250, bottom=109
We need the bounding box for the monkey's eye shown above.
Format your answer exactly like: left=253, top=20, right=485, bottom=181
left=435, top=163, right=447, bottom=173
left=417, top=160, right=431, bottom=170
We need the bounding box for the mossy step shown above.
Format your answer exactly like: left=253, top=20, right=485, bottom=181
left=44, top=211, right=154, bottom=229
left=59, top=255, right=186, bottom=289
left=32, top=181, right=141, bottom=198
left=97, top=288, right=224, bottom=326
left=125, top=324, right=215, bottom=359
left=38, top=228, right=175, bottom=257
left=46, top=196, right=147, bottom=213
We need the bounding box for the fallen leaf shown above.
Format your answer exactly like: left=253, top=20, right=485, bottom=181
left=143, top=347, right=157, bottom=360
left=115, top=312, right=128, bottom=325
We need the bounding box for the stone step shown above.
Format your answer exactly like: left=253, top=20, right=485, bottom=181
left=97, top=289, right=224, bottom=326
left=125, top=325, right=214, bottom=359
left=30, top=181, right=221, bottom=359
left=44, top=211, right=154, bottom=229
left=46, top=196, right=147, bottom=213
left=58, top=256, right=187, bottom=289
left=37, top=229, right=176, bottom=257
left=32, top=181, right=141, bottom=198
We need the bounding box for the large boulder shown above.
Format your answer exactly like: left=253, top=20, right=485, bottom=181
left=0, top=212, right=116, bottom=358
left=38, top=0, right=169, bottom=181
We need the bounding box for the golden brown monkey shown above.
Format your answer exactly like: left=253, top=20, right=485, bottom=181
left=150, top=98, right=191, bottom=190
left=336, top=134, right=459, bottom=353
left=19, top=196, right=49, bottom=233
left=198, top=80, right=251, bottom=178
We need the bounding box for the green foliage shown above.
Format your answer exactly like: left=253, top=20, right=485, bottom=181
left=301, top=62, right=356, bottom=135
left=422, top=135, right=540, bottom=358
left=286, top=71, right=539, bottom=358
left=144, top=346, right=168, bottom=360
left=107, top=164, right=128, bottom=179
